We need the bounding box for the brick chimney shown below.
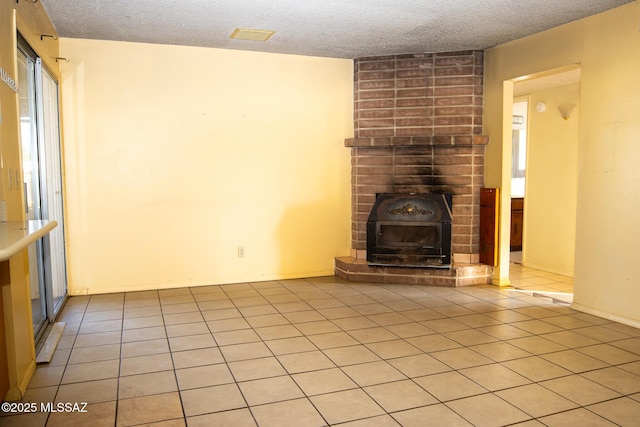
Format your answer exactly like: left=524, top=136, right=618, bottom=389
left=336, top=50, right=492, bottom=286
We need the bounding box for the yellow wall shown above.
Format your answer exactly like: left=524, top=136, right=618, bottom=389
left=484, top=1, right=640, bottom=325
left=0, top=0, right=59, bottom=400
left=59, top=38, right=353, bottom=295
left=522, top=83, right=579, bottom=276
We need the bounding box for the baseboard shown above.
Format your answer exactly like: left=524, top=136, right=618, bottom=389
left=5, top=359, right=37, bottom=401
left=570, top=302, right=640, bottom=329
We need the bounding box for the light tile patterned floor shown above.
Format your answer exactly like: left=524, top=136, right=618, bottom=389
left=508, top=254, right=574, bottom=304
left=2, top=270, right=639, bottom=426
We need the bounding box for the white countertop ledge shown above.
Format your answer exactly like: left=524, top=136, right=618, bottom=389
left=0, top=220, right=58, bottom=262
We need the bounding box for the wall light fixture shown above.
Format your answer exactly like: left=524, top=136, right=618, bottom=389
left=558, top=103, right=576, bottom=120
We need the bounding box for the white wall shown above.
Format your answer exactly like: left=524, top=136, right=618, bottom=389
left=60, top=39, right=353, bottom=294
left=522, top=83, right=579, bottom=277
left=572, top=4, right=640, bottom=326
left=484, top=2, right=640, bottom=325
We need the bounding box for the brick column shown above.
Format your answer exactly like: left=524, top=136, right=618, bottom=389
left=348, top=51, right=487, bottom=262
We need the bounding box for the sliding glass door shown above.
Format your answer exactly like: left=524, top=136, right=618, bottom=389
left=17, top=44, right=47, bottom=339
left=17, top=37, right=68, bottom=341
left=40, top=64, right=67, bottom=315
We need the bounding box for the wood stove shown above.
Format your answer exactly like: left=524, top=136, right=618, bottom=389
left=367, top=193, right=452, bottom=268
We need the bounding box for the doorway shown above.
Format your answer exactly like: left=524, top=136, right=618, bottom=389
left=510, top=99, right=527, bottom=263
left=505, top=67, right=580, bottom=297
left=17, top=35, right=68, bottom=342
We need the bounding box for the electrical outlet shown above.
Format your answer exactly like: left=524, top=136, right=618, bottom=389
left=238, top=246, right=245, bottom=258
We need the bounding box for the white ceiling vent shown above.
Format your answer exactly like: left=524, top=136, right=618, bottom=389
left=229, top=28, right=275, bottom=42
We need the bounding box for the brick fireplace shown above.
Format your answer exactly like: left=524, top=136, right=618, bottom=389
left=335, top=50, right=493, bottom=286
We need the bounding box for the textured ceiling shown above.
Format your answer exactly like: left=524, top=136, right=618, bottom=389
left=38, top=0, right=634, bottom=59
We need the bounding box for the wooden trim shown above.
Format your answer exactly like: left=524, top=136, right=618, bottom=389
left=479, top=188, right=499, bottom=266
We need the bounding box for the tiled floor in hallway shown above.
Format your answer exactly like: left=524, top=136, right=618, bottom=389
left=508, top=258, right=574, bottom=304
left=2, top=273, right=639, bottom=426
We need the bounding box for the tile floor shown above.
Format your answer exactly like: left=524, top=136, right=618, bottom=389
left=2, top=270, right=639, bottom=427
left=508, top=255, right=574, bottom=304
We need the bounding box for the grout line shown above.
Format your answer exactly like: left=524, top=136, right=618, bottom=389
left=9, top=277, right=639, bottom=426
